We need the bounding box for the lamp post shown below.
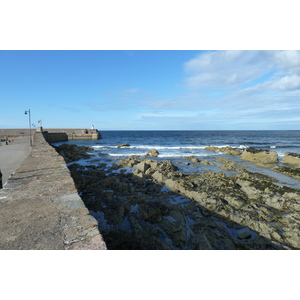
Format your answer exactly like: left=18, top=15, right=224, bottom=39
left=24, top=109, right=32, bottom=146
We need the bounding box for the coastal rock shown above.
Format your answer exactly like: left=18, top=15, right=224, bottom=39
left=157, top=160, right=178, bottom=173
left=282, top=152, right=300, bottom=166
left=185, top=156, right=201, bottom=164
left=216, top=157, right=240, bottom=171
left=205, top=146, right=241, bottom=156
left=152, top=170, right=166, bottom=183
left=63, top=147, right=300, bottom=250
left=200, top=160, right=216, bottom=166
left=240, top=148, right=278, bottom=165
left=134, top=161, right=150, bottom=173
left=238, top=229, right=252, bottom=240
left=146, top=149, right=159, bottom=157
left=272, top=166, right=300, bottom=180
left=133, top=169, right=146, bottom=179
left=55, top=144, right=92, bottom=163
left=117, top=143, right=130, bottom=148
left=284, top=231, right=300, bottom=249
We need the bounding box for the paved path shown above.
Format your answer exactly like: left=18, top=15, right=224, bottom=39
left=0, top=133, right=106, bottom=250
left=0, top=136, right=30, bottom=185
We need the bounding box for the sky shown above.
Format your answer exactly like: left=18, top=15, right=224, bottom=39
left=1, top=50, right=300, bottom=130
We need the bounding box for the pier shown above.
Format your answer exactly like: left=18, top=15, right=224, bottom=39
left=0, top=129, right=106, bottom=250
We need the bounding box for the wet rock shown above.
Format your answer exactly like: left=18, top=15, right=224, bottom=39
left=157, top=160, right=178, bottom=173
left=216, top=157, right=240, bottom=171
left=55, top=144, right=92, bottom=163
left=117, top=143, right=130, bottom=148
left=282, top=152, right=300, bottom=165
left=185, top=156, right=201, bottom=164
left=236, top=179, right=262, bottom=199
left=238, top=229, right=252, bottom=240
left=273, top=166, right=300, bottom=180
left=133, top=169, right=146, bottom=179
left=284, top=231, right=300, bottom=248
left=139, top=201, right=170, bottom=224
left=200, top=160, right=216, bottom=166
left=240, top=148, right=278, bottom=166
left=146, top=149, right=159, bottom=157
left=134, top=161, right=150, bottom=173
left=66, top=152, right=300, bottom=250
left=205, top=146, right=241, bottom=156
left=152, top=170, right=165, bottom=183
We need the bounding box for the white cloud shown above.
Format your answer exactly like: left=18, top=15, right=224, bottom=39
left=271, top=75, right=300, bottom=90
left=271, top=50, right=300, bottom=74
left=184, top=50, right=273, bottom=89
left=184, top=50, right=300, bottom=91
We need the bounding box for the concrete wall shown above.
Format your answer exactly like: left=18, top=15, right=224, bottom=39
left=0, top=131, right=107, bottom=250
left=44, top=128, right=102, bottom=141
left=1, top=128, right=102, bottom=141
left=43, top=131, right=68, bottom=143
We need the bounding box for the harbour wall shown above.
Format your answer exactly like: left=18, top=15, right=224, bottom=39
left=0, top=130, right=106, bottom=249
left=1, top=128, right=102, bottom=143
left=43, top=128, right=102, bottom=142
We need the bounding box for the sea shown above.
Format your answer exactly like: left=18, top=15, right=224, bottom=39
left=53, top=130, right=300, bottom=189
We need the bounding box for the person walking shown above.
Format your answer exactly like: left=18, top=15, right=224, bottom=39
left=0, top=168, right=2, bottom=189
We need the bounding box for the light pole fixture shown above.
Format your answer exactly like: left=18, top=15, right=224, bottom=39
left=24, top=109, right=32, bottom=146
left=38, top=119, right=42, bottom=127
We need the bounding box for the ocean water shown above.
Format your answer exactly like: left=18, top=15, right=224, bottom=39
left=56, top=130, right=300, bottom=161
left=53, top=130, right=300, bottom=190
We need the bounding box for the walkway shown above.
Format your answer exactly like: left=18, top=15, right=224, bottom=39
left=0, top=132, right=106, bottom=250
left=0, top=136, right=30, bottom=185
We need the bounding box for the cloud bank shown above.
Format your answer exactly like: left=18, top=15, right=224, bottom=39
left=146, top=50, right=300, bottom=129
left=84, top=51, right=300, bottom=129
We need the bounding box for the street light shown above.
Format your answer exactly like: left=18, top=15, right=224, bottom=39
left=24, top=109, right=32, bottom=146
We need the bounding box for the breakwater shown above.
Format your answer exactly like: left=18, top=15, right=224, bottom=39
left=0, top=128, right=102, bottom=143
left=0, top=131, right=106, bottom=250
left=43, top=128, right=102, bottom=142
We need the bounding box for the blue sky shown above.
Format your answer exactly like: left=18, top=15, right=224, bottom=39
left=1, top=50, right=300, bottom=130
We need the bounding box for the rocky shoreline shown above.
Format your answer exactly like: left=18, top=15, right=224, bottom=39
left=55, top=144, right=300, bottom=250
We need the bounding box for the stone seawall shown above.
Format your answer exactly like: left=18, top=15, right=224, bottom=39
left=1, top=128, right=102, bottom=141
left=0, top=131, right=106, bottom=250
left=42, top=132, right=68, bottom=143
left=45, top=128, right=102, bottom=141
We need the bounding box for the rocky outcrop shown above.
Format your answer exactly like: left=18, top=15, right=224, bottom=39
left=185, top=156, right=201, bottom=164
left=240, top=148, right=278, bottom=166
left=63, top=143, right=300, bottom=249
left=216, top=157, right=247, bottom=171
left=146, top=149, right=159, bottom=157
left=272, top=166, right=300, bottom=180
left=117, top=143, right=130, bottom=148
left=205, top=146, right=241, bottom=156
left=282, top=152, right=300, bottom=166
left=55, top=144, right=93, bottom=163
left=145, top=160, right=300, bottom=249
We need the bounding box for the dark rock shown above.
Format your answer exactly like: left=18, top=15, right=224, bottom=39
left=185, top=156, right=200, bottom=164
left=146, top=149, right=159, bottom=157
left=55, top=144, right=92, bottom=163
left=117, top=143, right=130, bottom=148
